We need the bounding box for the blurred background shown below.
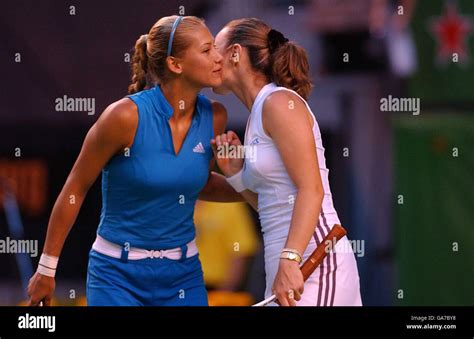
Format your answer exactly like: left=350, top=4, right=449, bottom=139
left=0, top=0, right=473, bottom=306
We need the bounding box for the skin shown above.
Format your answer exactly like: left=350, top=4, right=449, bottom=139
left=27, top=24, right=241, bottom=306
left=212, top=27, right=325, bottom=306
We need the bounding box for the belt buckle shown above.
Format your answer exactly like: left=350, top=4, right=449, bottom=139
left=148, top=249, right=164, bottom=259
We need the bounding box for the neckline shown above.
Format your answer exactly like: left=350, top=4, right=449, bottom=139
left=250, top=83, right=276, bottom=114
left=152, top=86, right=173, bottom=119
left=152, top=85, right=202, bottom=120
left=152, top=86, right=202, bottom=157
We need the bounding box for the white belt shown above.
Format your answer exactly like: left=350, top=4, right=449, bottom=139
left=92, top=235, right=198, bottom=260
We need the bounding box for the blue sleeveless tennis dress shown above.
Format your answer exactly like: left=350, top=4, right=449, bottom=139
left=86, top=85, right=213, bottom=306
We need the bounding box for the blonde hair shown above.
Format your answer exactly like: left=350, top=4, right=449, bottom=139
left=128, top=16, right=205, bottom=94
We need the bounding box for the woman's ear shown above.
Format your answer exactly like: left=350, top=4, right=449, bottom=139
left=166, top=56, right=183, bottom=75
left=231, top=44, right=242, bottom=64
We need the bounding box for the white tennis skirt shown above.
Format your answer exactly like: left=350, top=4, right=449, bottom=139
left=264, top=234, right=363, bottom=306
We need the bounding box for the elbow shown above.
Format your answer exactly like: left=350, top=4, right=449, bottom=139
left=297, top=184, right=324, bottom=203
left=64, top=176, right=90, bottom=199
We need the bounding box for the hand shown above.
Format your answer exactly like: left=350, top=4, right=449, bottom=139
left=272, top=259, right=304, bottom=307
left=27, top=272, right=55, bottom=306
left=211, top=131, right=244, bottom=177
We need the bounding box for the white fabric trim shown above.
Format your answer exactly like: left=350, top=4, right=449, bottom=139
left=37, top=254, right=59, bottom=278
left=92, top=235, right=198, bottom=260
left=225, top=168, right=246, bottom=192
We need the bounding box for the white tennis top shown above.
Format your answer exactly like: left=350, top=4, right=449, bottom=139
left=242, top=83, right=341, bottom=248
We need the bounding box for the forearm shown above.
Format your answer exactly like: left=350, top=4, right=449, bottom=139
left=198, top=171, right=245, bottom=202
left=42, top=183, right=87, bottom=257
left=284, top=188, right=324, bottom=255
left=240, top=190, right=258, bottom=211
left=199, top=172, right=258, bottom=210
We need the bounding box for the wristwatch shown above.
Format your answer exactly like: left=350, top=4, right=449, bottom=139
left=280, top=250, right=302, bottom=264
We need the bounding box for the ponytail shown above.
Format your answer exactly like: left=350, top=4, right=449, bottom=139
left=224, top=18, right=313, bottom=100
left=128, top=34, right=149, bottom=94
left=271, top=42, right=312, bottom=100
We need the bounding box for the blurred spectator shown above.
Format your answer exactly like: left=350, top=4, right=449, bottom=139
left=307, top=0, right=417, bottom=77
left=194, top=201, right=259, bottom=292
left=307, top=0, right=416, bottom=34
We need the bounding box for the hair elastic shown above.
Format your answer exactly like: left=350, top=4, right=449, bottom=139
left=268, top=28, right=289, bottom=53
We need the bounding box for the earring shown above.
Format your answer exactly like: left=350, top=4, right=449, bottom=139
left=232, top=53, right=240, bottom=63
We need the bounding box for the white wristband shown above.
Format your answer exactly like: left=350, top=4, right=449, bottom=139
left=37, top=254, right=59, bottom=278
left=225, top=168, right=246, bottom=193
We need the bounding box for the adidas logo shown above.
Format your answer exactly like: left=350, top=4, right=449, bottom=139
left=250, top=137, right=260, bottom=145
left=192, top=142, right=205, bottom=154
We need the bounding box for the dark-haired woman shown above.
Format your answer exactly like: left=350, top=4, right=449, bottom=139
left=27, top=15, right=242, bottom=306
left=212, top=18, right=362, bottom=306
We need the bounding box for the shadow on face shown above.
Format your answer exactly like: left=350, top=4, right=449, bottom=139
left=212, top=27, right=235, bottom=95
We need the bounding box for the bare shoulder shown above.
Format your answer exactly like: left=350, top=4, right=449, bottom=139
left=98, top=98, right=138, bottom=128
left=94, top=98, right=138, bottom=148
left=263, top=90, right=307, bottom=115
left=262, top=90, right=311, bottom=135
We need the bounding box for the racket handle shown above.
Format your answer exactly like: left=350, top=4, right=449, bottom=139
left=252, top=224, right=347, bottom=306
left=300, top=224, right=346, bottom=281
left=252, top=294, right=276, bottom=307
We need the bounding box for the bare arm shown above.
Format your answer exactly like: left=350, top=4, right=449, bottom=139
left=199, top=172, right=258, bottom=210
left=239, top=189, right=258, bottom=211
left=263, top=91, right=324, bottom=255
left=199, top=101, right=257, bottom=207
left=43, top=99, right=138, bottom=256
left=263, top=91, right=325, bottom=306
left=27, top=98, right=137, bottom=306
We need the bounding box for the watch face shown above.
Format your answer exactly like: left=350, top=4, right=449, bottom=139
left=288, top=253, right=296, bottom=260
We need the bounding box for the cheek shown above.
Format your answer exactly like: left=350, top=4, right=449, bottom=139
left=183, top=62, right=205, bottom=82
left=186, top=54, right=209, bottom=70
left=220, top=63, right=233, bottom=84
left=191, top=56, right=214, bottom=76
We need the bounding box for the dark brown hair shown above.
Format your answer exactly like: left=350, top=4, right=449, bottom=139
left=128, top=16, right=205, bottom=94
left=224, top=18, right=312, bottom=99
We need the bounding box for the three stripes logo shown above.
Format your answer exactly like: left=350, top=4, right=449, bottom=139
left=192, top=142, right=205, bottom=154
